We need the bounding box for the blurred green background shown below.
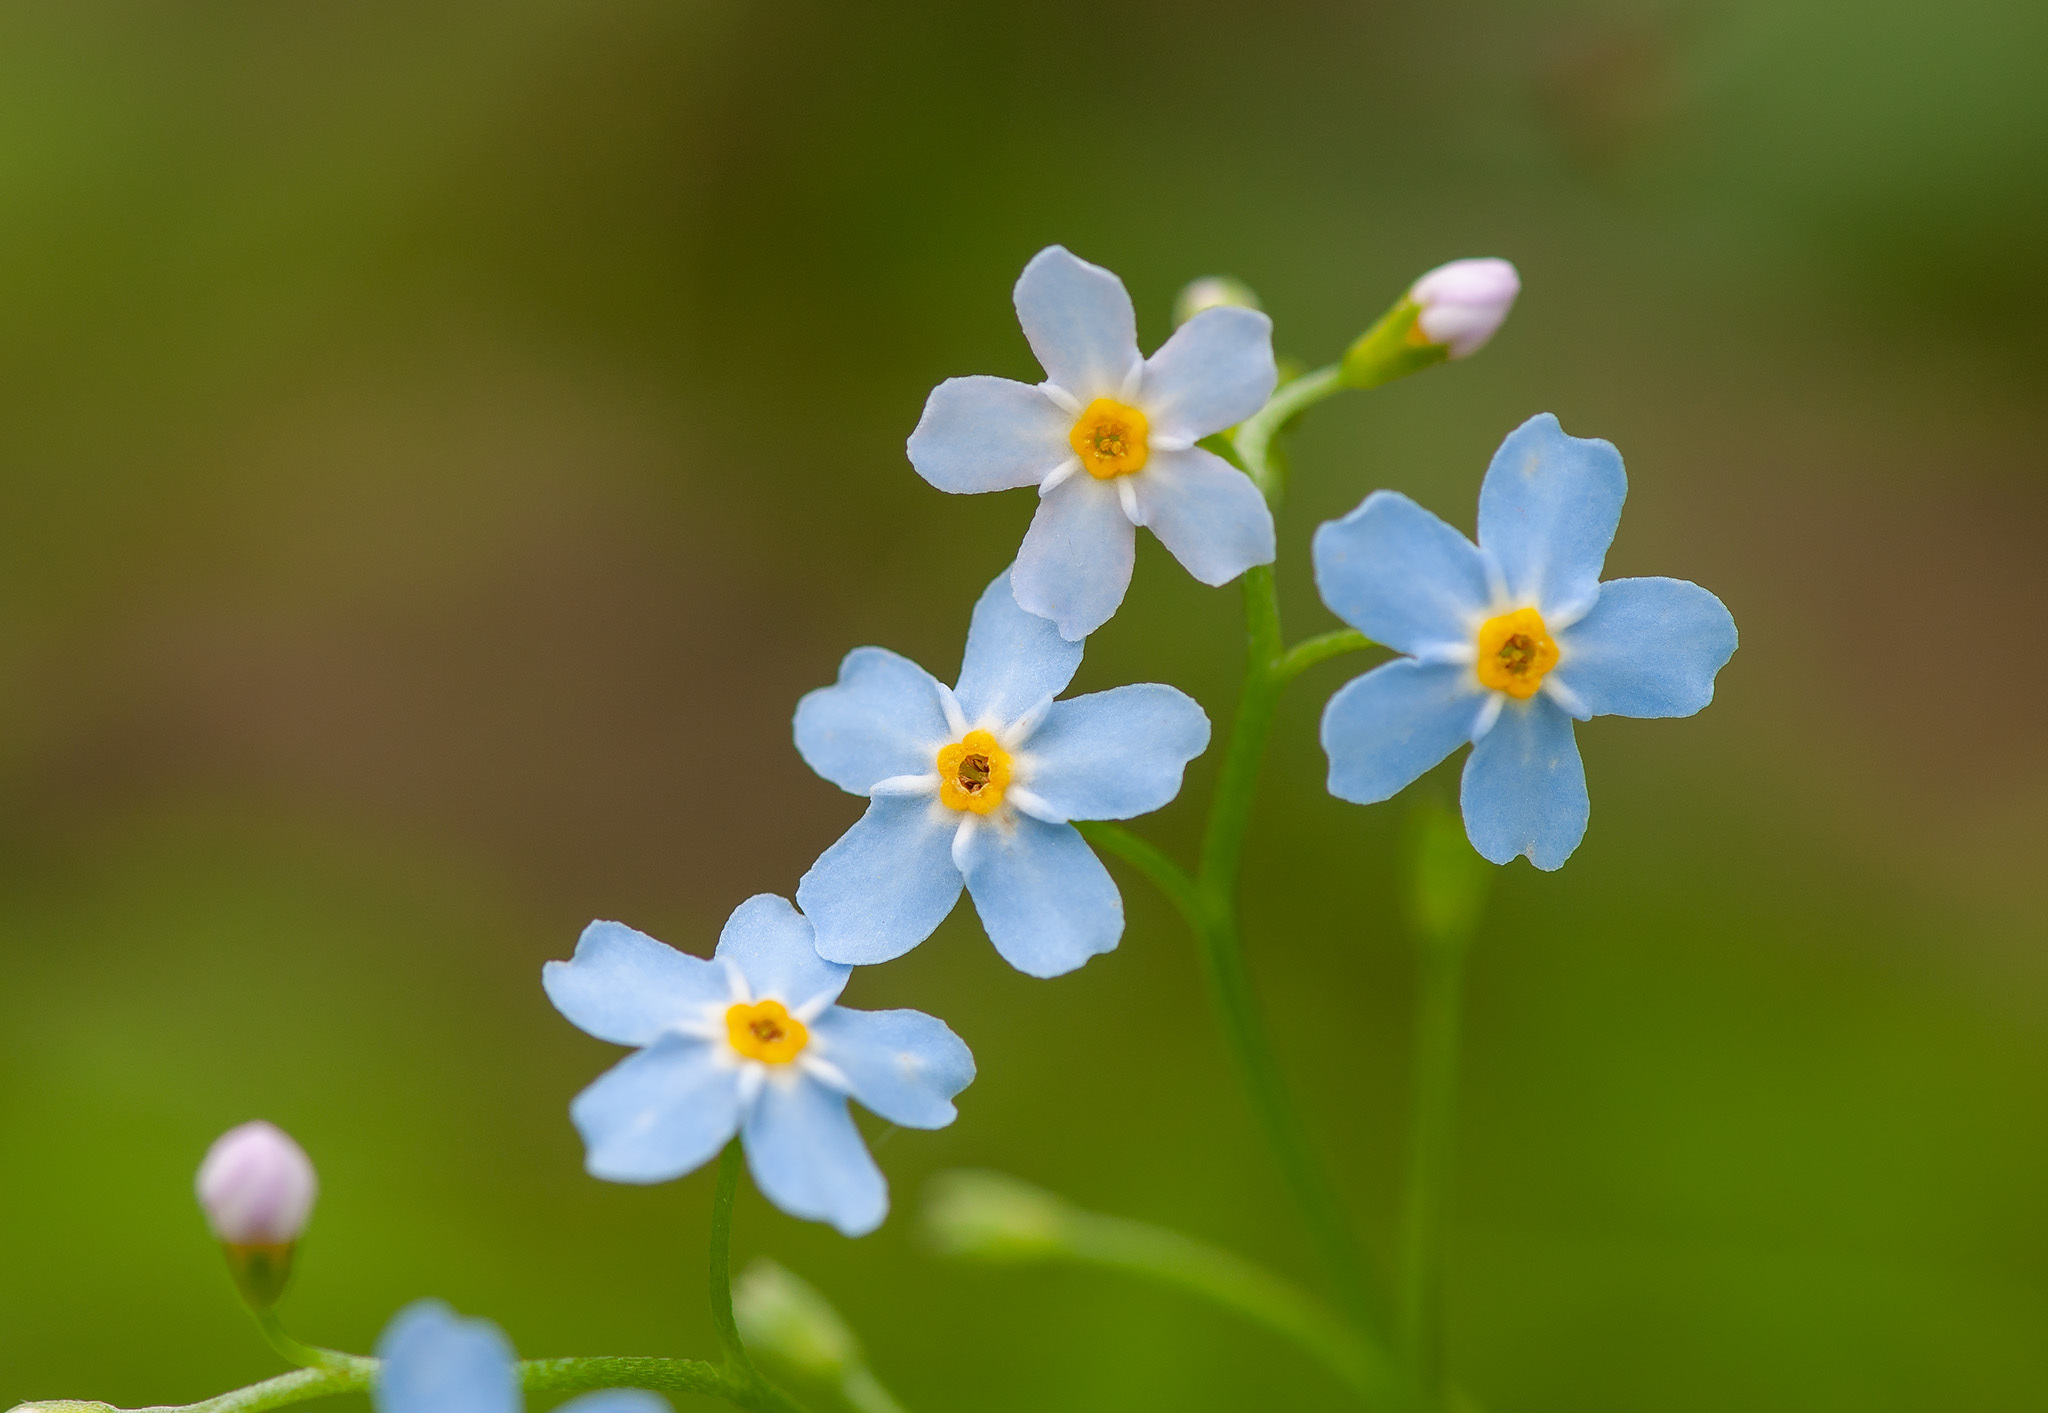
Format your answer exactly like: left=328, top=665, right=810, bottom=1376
left=2, top=1, right=2044, bottom=1409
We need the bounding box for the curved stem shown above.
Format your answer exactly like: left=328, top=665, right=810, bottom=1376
left=1075, top=822, right=1208, bottom=935
left=709, top=1139, right=752, bottom=1372
left=1276, top=628, right=1375, bottom=682
left=249, top=1308, right=366, bottom=1375
left=1234, top=365, right=1343, bottom=498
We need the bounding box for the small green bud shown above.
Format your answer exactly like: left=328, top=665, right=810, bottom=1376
left=733, top=1259, right=861, bottom=1381
left=1408, top=803, right=1494, bottom=947
left=1173, top=275, right=1262, bottom=327
left=921, top=1170, right=1074, bottom=1260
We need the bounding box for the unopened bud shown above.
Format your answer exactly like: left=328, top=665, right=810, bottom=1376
left=196, top=1121, right=317, bottom=1307
left=734, top=1260, right=860, bottom=1381
left=921, top=1170, right=1074, bottom=1260
left=1172, top=275, right=1262, bottom=328
left=1408, top=258, right=1520, bottom=358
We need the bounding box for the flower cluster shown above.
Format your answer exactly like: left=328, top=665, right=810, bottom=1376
left=536, top=244, right=1734, bottom=1235
left=109, top=240, right=1739, bottom=1413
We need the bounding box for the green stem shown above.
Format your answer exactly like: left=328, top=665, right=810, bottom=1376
left=1396, top=936, right=1469, bottom=1403
left=1233, top=364, right=1343, bottom=499
left=9, top=1358, right=807, bottom=1413
left=1276, top=628, right=1375, bottom=682
left=249, top=1308, right=366, bottom=1375
left=709, top=1139, right=753, bottom=1372
left=1075, top=821, right=1206, bottom=936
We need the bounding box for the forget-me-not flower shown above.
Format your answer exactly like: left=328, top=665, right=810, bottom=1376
left=544, top=895, right=974, bottom=1237
left=1313, top=413, right=1737, bottom=869
left=374, top=1299, right=666, bottom=1413
left=908, top=245, right=1279, bottom=640
left=795, top=568, right=1210, bottom=977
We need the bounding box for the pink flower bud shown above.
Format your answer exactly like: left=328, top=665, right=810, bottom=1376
left=196, top=1121, right=318, bottom=1245
left=1409, top=258, right=1521, bottom=358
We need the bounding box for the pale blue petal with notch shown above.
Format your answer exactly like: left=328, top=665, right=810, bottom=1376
left=1321, top=659, right=1484, bottom=805
left=1138, top=306, right=1278, bottom=441
left=1011, top=471, right=1135, bottom=641
left=544, top=921, right=732, bottom=1048
left=954, top=567, right=1085, bottom=726
left=809, top=1007, right=975, bottom=1129
left=1012, top=245, right=1141, bottom=401
left=1460, top=694, right=1589, bottom=870
left=714, top=894, right=849, bottom=1010
left=1550, top=576, right=1737, bottom=719
left=570, top=1035, right=743, bottom=1184
left=1475, top=413, right=1626, bottom=619
left=743, top=1077, right=888, bottom=1237
left=794, top=647, right=951, bottom=796
left=1021, top=684, right=1210, bottom=821
left=797, top=796, right=963, bottom=966
left=1313, top=491, right=1493, bottom=656
left=374, top=1302, right=518, bottom=1413
left=960, top=815, right=1121, bottom=977
left=1128, top=447, right=1276, bottom=586
left=906, top=375, right=1074, bottom=494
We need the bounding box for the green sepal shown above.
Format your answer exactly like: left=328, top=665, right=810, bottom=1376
left=1339, top=297, right=1450, bottom=390
left=222, top=1241, right=295, bottom=1309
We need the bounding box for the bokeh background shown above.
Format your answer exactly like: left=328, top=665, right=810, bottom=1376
left=2, top=1, right=2044, bottom=1409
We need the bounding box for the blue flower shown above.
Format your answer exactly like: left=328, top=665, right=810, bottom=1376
left=1313, top=413, right=1737, bottom=869
left=543, top=895, right=974, bottom=1237
left=908, top=245, right=1278, bottom=640
left=794, top=569, right=1210, bottom=977
left=374, top=1299, right=666, bottom=1413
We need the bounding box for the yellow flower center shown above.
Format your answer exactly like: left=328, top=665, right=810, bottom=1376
left=725, top=999, right=808, bottom=1064
left=935, top=729, right=1013, bottom=814
left=1474, top=606, right=1559, bottom=699
left=1068, top=397, right=1150, bottom=479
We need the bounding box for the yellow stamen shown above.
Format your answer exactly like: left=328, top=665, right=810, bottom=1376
left=935, top=729, right=1013, bottom=815
left=725, top=999, right=808, bottom=1064
left=1068, top=398, right=1150, bottom=479
left=1474, top=606, right=1559, bottom=699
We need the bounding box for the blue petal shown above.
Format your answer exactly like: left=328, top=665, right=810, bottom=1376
left=374, top=1301, right=519, bottom=1413
left=1020, top=684, right=1210, bottom=821
left=960, top=815, right=1121, bottom=977
left=1552, top=577, right=1738, bottom=719
left=743, top=1076, right=887, bottom=1237
left=557, top=1394, right=672, bottom=1413
left=1012, top=245, right=1141, bottom=401
left=1312, top=491, right=1492, bottom=656
left=797, top=796, right=963, bottom=966
left=1011, top=470, right=1135, bottom=641
left=953, top=568, right=1085, bottom=727
left=1321, top=659, right=1483, bottom=805
left=1460, top=695, right=1589, bottom=870
left=543, top=921, right=731, bottom=1048
left=810, top=1007, right=975, bottom=1129
left=907, top=375, right=1072, bottom=494
left=1129, top=447, right=1276, bottom=586
left=1138, top=306, right=1277, bottom=441
left=714, top=895, right=849, bottom=1010
left=570, top=1035, right=742, bottom=1184
left=1475, top=413, right=1626, bottom=620
left=794, top=648, right=950, bottom=796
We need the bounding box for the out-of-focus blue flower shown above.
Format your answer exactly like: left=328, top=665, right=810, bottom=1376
left=794, top=569, right=1210, bottom=977
left=908, top=245, right=1278, bottom=640
left=1313, top=413, right=1737, bottom=870
left=543, top=896, right=973, bottom=1237
left=374, top=1300, right=667, bottom=1413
